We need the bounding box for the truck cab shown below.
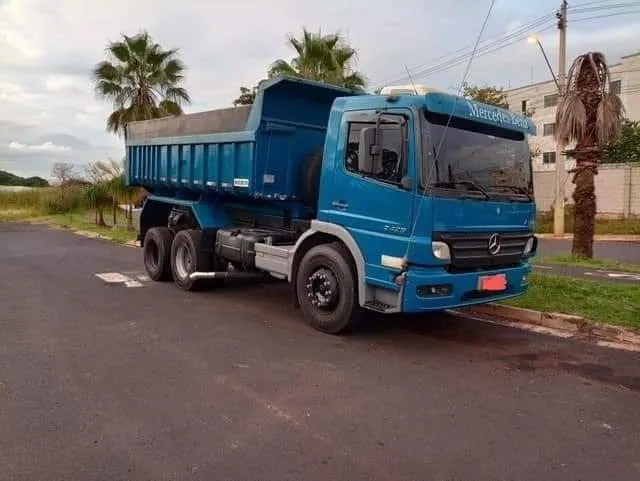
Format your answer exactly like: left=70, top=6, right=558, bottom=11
left=127, top=76, right=537, bottom=334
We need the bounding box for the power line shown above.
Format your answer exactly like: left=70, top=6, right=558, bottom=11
left=570, top=1, right=640, bottom=13
left=373, top=1, right=640, bottom=91
left=571, top=9, right=640, bottom=21
left=372, top=11, right=557, bottom=89
left=404, top=0, right=497, bottom=259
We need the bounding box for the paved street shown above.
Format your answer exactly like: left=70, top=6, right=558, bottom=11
left=533, top=263, right=640, bottom=284
left=537, top=238, right=640, bottom=265
left=1, top=223, right=640, bottom=481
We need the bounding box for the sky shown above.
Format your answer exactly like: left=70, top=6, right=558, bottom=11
left=1, top=0, right=639, bottom=179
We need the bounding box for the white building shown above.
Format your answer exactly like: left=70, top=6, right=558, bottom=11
left=506, top=50, right=640, bottom=172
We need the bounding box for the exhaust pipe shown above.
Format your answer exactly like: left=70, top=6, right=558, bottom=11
left=189, top=271, right=264, bottom=281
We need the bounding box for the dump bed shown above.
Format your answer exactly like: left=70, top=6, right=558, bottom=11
left=125, top=76, right=360, bottom=204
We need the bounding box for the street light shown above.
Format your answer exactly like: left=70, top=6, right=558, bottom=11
left=527, top=36, right=560, bottom=91
left=527, top=31, right=566, bottom=237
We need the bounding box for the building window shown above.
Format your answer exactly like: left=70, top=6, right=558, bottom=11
left=543, top=94, right=558, bottom=108
left=542, top=152, right=556, bottom=164
left=610, top=80, right=621, bottom=95
left=521, top=100, right=528, bottom=113
left=543, top=123, right=555, bottom=136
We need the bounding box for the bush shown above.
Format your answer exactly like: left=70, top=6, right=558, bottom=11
left=0, top=186, right=88, bottom=215
left=40, top=186, right=87, bottom=214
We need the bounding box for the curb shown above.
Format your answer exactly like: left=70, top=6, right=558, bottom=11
left=459, top=303, right=640, bottom=348
left=72, top=230, right=140, bottom=248
left=536, top=234, right=640, bottom=243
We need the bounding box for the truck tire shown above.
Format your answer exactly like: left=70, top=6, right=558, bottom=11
left=143, top=227, right=173, bottom=281
left=295, top=242, right=361, bottom=334
left=170, top=229, right=211, bottom=291
left=299, top=149, right=322, bottom=209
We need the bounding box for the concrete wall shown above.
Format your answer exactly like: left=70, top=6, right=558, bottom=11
left=533, top=163, right=640, bottom=217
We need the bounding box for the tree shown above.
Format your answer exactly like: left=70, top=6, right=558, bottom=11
left=602, top=119, right=640, bottom=164
left=85, top=182, right=111, bottom=226
left=51, top=162, right=76, bottom=186
left=92, top=31, right=191, bottom=135
left=555, top=52, right=625, bottom=258
left=85, top=160, right=119, bottom=225
left=462, top=83, right=509, bottom=109
left=233, top=86, right=258, bottom=106
left=268, top=28, right=366, bottom=90
left=463, top=82, right=535, bottom=117
left=51, top=162, right=77, bottom=202
left=108, top=173, right=140, bottom=230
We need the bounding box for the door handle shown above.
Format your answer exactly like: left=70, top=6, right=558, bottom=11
left=332, top=200, right=349, bottom=210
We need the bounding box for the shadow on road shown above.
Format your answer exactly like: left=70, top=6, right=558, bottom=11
left=191, top=278, right=640, bottom=392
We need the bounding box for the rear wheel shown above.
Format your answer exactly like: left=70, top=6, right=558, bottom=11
left=295, top=242, right=361, bottom=334
left=143, top=227, right=173, bottom=281
left=170, top=229, right=211, bottom=291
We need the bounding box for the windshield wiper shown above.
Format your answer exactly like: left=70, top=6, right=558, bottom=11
left=429, top=180, right=490, bottom=200
left=491, top=185, right=534, bottom=201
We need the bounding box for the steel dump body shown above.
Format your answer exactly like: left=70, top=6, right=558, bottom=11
left=125, top=77, right=359, bottom=205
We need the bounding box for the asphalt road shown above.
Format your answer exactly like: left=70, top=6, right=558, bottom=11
left=537, top=238, right=640, bottom=264
left=2, top=223, right=640, bottom=481
left=532, top=263, right=640, bottom=284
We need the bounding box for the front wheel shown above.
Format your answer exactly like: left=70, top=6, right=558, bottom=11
left=295, top=243, right=361, bottom=334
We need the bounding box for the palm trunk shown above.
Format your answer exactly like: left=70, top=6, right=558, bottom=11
left=572, top=147, right=597, bottom=258
left=127, top=204, right=133, bottom=230
left=98, top=207, right=107, bottom=227
left=112, top=200, right=117, bottom=226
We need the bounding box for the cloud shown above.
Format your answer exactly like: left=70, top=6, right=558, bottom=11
left=8, top=141, right=72, bottom=153
left=1, top=0, right=639, bottom=178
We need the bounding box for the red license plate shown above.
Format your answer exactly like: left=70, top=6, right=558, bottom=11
left=479, top=274, right=507, bottom=291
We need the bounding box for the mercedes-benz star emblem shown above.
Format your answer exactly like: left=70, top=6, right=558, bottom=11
left=488, top=233, right=501, bottom=255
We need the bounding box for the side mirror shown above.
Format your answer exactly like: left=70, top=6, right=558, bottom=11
left=401, top=175, right=413, bottom=190
left=358, top=127, right=378, bottom=173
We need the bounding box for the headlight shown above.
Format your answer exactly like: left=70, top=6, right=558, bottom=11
left=523, top=236, right=536, bottom=255
left=432, top=241, right=451, bottom=261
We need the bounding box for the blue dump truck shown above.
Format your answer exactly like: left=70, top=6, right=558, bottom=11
left=125, top=75, right=538, bottom=334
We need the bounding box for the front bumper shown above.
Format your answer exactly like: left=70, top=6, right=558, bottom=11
left=401, top=263, right=532, bottom=313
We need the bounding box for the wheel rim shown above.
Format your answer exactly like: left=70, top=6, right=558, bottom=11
left=175, top=243, right=193, bottom=280
left=305, top=267, right=339, bottom=311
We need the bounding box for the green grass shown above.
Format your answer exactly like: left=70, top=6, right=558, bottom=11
left=535, top=255, right=640, bottom=273
left=504, top=273, right=640, bottom=329
left=46, top=212, right=138, bottom=244
left=536, top=212, right=640, bottom=235
left=1, top=208, right=138, bottom=245
left=1, top=188, right=137, bottom=244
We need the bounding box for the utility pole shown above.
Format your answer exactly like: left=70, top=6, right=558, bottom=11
left=554, top=0, right=568, bottom=236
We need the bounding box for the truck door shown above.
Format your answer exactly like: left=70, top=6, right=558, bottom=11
left=324, top=109, right=415, bottom=291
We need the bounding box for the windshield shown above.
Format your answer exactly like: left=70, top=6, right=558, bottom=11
left=422, top=109, right=533, bottom=201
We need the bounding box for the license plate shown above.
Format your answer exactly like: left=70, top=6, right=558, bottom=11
left=478, top=273, right=507, bottom=291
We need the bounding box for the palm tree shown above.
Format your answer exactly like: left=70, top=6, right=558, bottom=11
left=554, top=52, right=624, bottom=258
left=109, top=173, right=140, bottom=230
left=92, top=31, right=191, bottom=135
left=86, top=182, right=111, bottom=227
left=269, top=28, right=366, bottom=90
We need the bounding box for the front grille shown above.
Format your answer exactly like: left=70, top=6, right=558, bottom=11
left=435, top=231, right=531, bottom=272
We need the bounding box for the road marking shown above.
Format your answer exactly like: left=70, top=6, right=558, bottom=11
left=584, top=271, right=640, bottom=282
left=533, top=265, right=554, bottom=270
left=95, top=272, right=147, bottom=287
left=95, top=272, right=132, bottom=283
